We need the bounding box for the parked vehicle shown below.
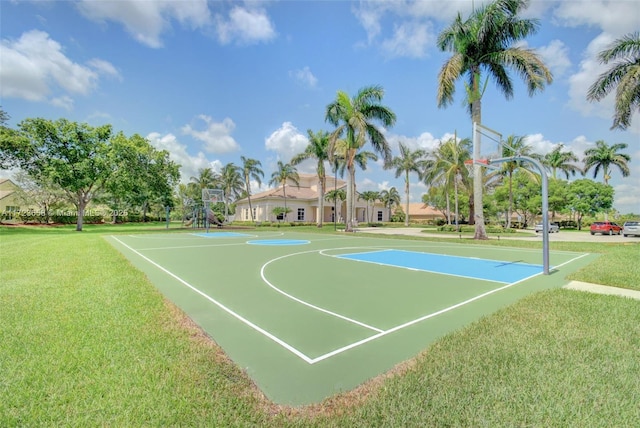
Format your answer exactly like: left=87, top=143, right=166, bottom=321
left=590, top=221, right=622, bottom=235
left=622, top=221, right=640, bottom=237
left=535, top=222, right=559, bottom=233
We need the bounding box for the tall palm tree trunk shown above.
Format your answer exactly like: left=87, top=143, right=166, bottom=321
left=404, top=172, right=410, bottom=227
left=345, top=163, right=356, bottom=232
left=317, top=176, right=325, bottom=227
left=472, top=95, right=488, bottom=239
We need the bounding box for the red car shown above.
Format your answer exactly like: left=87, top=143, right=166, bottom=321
left=590, top=221, right=622, bottom=235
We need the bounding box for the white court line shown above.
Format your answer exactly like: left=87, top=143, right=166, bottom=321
left=111, top=236, right=591, bottom=365
left=260, top=250, right=384, bottom=333
left=110, top=236, right=315, bottom=364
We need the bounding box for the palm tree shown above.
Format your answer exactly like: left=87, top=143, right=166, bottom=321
left=190, top=167, right=219, bottom=193
left=325, top=188, right=346, bottom=223
left=543, top=144, right=581, bottom=180
left=583, top=140, right=631, bottom=185
left=325, top=85, right=396, bottom=232
left=587, top=32, right=640, bottom=130
left=291, top=129, right=330, bottom=227
left=379, top=187, right=401, bottom=222
left=240, top=156, right=264, bottom=222
left=269, top=161, right=299, bottom=222
left=425, top=137, right=471, bottom=230
left=496, top=135, right=540, bottom=228
left=437, top=0, right=552, bottom=239
left=219, top=163, right=244, bottom=221
left=360, top=190, right=381, bottom=224
left=387, top=142, right=430, bottom=226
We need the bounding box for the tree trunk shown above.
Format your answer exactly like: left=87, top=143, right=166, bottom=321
left=404, top=174, right=410, bottom=227
left=317, top=175, right=325, bottom=227
left=345, top=165, right=354, bottom=231
left=472, top=96, right=488, bottom=239
left=76, top=192, right=86, bottom=232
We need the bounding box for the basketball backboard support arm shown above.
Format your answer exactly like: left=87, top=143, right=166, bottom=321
left=491, top=155, right=550, bottom=275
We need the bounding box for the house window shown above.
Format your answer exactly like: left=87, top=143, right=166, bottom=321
left=252, top=207, right=256, bottom=220
left=244, top=209, right=249, bottom=220
left=377, top=211, right=383, bottom=221
left=297, top=208, right=304, bottom=221
left=276, top=212, right=284, bottom=220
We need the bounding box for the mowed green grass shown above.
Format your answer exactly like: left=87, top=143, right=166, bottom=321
left=1, top=224, right=639, bottom=426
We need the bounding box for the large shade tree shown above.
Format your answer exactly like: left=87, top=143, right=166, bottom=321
left=4, top=118, right=113, bottom=231
left=291, top=129, right=330, bottom=227
left=436, top=0, right=552, bottom=239
left=240, top=156, right=264, bottom=222
left=325, top=85, right=396, bottom=232
left=587, top=32, right=640, bottom=130
left=387, top=142, right=429, bottom=226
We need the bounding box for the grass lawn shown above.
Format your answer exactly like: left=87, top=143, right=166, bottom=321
left=1, top=223, right=639, bottom=426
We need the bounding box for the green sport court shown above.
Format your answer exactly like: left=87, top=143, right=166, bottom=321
left=107, top=230, right=594, bottom=406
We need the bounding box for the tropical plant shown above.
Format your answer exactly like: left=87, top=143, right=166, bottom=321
left=325, top=85, right=396, bottom=232
left=190, top=168, right=219, bottom=192
left=325, top=188, right=346, bottom=224
left=436, top=0, right=553, bottom=239
left=583, top=140, right=631, bottom=185
left=240, top=156, right=264, bottom=222
left=425, top=137, right=471, bottom=230
left=291, top=129, right=330, bottom=227
left=587, top=32, right=640, bottom=130
left=495, top=135, right=541, bottom=228
left=360, top=190, right=381, bottom=224
left=543, top=144, right=582, bottom=180
left=379, top=187, right=401, bottom=221
left=219, top=163, right=244, bottom=221
left=268, top=161, right=299, bottom=222
left=387, top=142, right=430, bottom=226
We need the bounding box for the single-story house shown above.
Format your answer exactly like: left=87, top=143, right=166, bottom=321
left=0, top=178, right=21, bottom=214
left=234, top=173, right=390, bottom=224
left=404, top=203, right=447, bottom=223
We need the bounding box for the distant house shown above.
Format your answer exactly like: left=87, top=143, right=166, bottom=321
left=234, top=173, right=389, bottom=224
left=0, top=178, right=21, bottom=214
left=404, top=203, right=448, bottom=223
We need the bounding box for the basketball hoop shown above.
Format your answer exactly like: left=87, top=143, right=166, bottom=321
left=464, top=159, right=489, bottom=166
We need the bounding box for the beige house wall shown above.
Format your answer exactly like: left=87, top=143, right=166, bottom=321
left=235, top=174, right=388, bottom=224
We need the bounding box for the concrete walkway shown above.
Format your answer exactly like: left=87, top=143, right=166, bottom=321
left=563, top=281, right=640, bottom=301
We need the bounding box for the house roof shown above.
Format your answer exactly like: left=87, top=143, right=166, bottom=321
left=237, top=173, right=347, bottom=203
left=405, top=203, right=444, bottom=217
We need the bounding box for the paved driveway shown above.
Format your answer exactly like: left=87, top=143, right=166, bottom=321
left=357, top=227, right=638, bottom=243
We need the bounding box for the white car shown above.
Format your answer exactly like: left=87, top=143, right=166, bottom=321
left=623, top=221, right=640, bottom=237
left=535, top=222, right=559, bottom=233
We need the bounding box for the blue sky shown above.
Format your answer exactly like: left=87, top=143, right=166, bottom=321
left=1, top=0, right=639, bottom=214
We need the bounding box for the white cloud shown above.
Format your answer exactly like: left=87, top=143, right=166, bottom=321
left=215, top=6, right=276, bottom=45
left=50, top=95, right=74, bottom=110
left=0, top=30, right=113, bottom=107
left=381, top=20, right=433, bottom=59
left=289, top=66, right=317, bottom=88
left=147, top=132, right=220, bottom=183
left=181, top=115, right=240, bottom=154
left=77, top=0, right=211, bottom=48
left=265, top=122, right=309, bottom=162
left=567, top=33, right=614, bottom=119
left=551, top=0, right=640, bottom=35
left=87, top=58, right=122, bottom=81
left=537, top=39, right=571, bottom=78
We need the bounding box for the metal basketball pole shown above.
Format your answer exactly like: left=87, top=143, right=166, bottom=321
left=492, top=156, right=550, bottom=275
